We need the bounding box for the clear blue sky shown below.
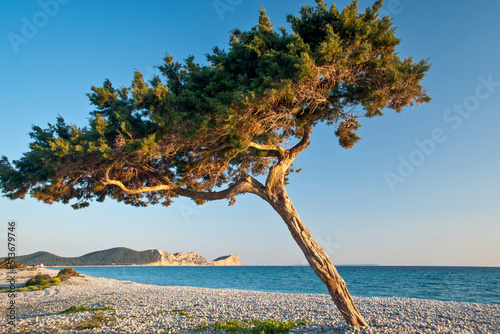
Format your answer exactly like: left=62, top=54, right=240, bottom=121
left=1, top=0, right=499, bottom=266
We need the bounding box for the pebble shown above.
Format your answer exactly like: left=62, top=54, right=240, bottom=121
left=1, top=275, right=498, bottom=333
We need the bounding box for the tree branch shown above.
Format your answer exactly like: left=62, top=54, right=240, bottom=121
left=101, top=169, right=173, bottom=194
left=290, top=123, right=312, bottom=157
left=174, top=176, right=265, bottom=200
left=247, top=142, right=286, bottom=158
left=101, top=168, right=265, bottom=201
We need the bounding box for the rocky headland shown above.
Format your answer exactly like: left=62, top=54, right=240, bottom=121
left=145, top=251, right=242, bottom=266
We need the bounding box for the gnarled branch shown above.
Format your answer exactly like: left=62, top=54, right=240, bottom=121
left=247, top=142, right=286, bottom=158
left=101, top=168, right=173, bottom=194
left=101, top=168, right=265, bottom=201
left=290, top=123, right=313, bottom=157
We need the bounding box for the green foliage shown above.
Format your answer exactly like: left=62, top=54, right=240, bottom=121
left=197, top=318, right=310, bottom=333
left=50, top=277, right=60, bottom=285
left=60, top=305, right=114, bottom=314
left=0, top=1, right=430, bottom=209
left=75, top=311, right=116, bottom=330
left=149, top=309, right=170, bottom=317
left=24, top=274, right=51, bottom=287
left=18, top=274, right=61, bottom=292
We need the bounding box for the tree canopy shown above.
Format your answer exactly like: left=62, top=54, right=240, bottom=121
left=0, top=0, right=429, bottom=210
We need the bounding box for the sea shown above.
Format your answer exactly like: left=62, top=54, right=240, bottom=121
left=49, top=266, right=500, bottom=305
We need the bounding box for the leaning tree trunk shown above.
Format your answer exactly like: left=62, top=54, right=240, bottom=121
left=263, top=185, right=368, bottom=327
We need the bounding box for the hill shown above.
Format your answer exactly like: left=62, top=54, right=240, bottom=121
left=13, top=247, right=242, bottom=266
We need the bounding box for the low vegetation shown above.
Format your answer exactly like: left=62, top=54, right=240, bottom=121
left=19, top=275, right=60, bottom=291
left=60, top=305, right=116, bottom=330
left=60, top=305, right=114, bottom=314
left=149, top=310, right=169, bottom=317
left=150, top=308, right=194, bottom=318
left=75, top=311, right=116, bottom=330
left=25, top=274, right=51, bottom=286
left=0, top=258, right=27, bottom=270
left=171, top=309, right=193, bottom=317
left=196, top=319, right=310, bottom=333
left=57, top=267, right=83, bottom=281
left=3, top=268, right=83, bottom=293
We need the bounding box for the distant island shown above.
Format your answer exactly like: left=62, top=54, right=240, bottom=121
left=12, top=247, right=243, bottom=267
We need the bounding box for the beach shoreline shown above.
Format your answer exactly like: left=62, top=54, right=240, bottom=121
left=1, top=272, right=499, bottom=333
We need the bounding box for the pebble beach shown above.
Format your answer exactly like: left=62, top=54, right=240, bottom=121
left=1, top=269, right=499, bottom=333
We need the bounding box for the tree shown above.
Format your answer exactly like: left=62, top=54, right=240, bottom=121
left=0, top=0, right=429, bottom=327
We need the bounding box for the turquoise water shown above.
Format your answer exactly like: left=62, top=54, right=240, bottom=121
left=54, top=266, right=500, bottom=305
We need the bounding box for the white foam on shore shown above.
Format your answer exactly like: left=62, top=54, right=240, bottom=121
left=1, top=274, right=499, bottom=333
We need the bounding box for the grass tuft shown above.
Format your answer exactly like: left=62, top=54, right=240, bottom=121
left=149, top=309, right=170, bottom=316
left=60, top=305, right=114, bottom=314
left=76, top=311, right=115, bottom=330
left=171, top=308, right=193, bottom=317
left=196, top=319, right=310, bottom=333
left=150, top=308, right=195, bottom=318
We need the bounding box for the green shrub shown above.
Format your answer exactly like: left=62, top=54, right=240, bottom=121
left=25, top=274, right=51, bottom=287
left=39, top=280, right=51, bottom=289
left=57, top=267, right=82, bottom=279
left=20, top=275, right=60, bottom=292
left=49, top=277, right=60, bottom=285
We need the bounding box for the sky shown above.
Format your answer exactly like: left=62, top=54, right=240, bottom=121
left=0, top=0, right=499, bottom=266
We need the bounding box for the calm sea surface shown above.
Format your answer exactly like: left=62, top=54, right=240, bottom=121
left=51, top=266, right=500, bottom=305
